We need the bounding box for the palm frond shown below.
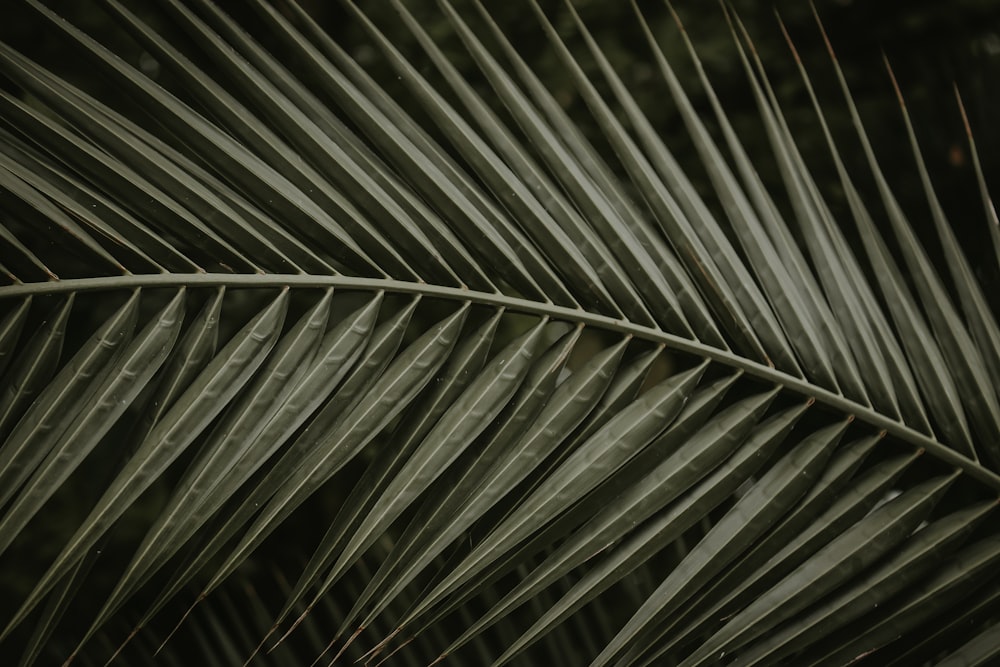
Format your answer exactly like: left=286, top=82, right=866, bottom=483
left=1, top=0, right=999, bottom=664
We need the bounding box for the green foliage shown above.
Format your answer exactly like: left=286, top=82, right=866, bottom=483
left=1, top=0, right=1000, bottom=665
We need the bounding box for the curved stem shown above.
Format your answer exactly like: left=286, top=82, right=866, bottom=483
left=4, top=273, right=999, bottom=490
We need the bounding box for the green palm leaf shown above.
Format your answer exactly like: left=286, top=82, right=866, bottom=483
left=1, top=0, right=999, bottom=665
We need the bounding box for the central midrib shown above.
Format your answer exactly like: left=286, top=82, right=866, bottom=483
left=5, top=272, right=998, bottom=491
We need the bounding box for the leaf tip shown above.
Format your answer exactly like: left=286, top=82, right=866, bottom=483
left=810, top=2, right=838, bottom=61
left=882, top=54, right=908, bottom=111
left=775, top=10, right=802, bottom=67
